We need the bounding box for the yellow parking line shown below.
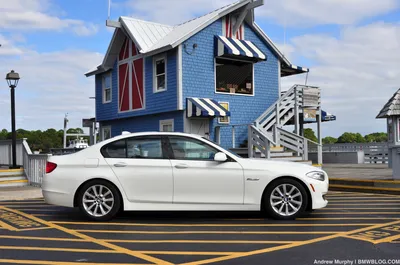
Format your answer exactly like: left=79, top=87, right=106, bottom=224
left=0, top=207, right=173, bottom=265
left=328, top=197, right=400, bottom=200
left=50, top=221, right=376, bottom=227
left=0, top=202, right=46, bottom=205
left=373, top=234, right=400, bottom=244
left=76, top=229, right=338, bottom=235
left=328, top=203, right=400, bottom=206
left=312, top=212, right=400, bottom=215
left=342, top=235, right=376, bottom=244
left=3, top=205, right=58, bottom=208
left=142, top=250, right=240, bottom=255
left=0, top=246, right=117, bottom=253
left=323, top=208, right=400, bottom=210
left=0, top=260, right=149, bottom=265
left=326, top=200, right=400, bottom=202
left=0, top=235, right=87, bottom=242
left=297, top=217, right=397, bottom=220
left=178, top=219, right=400, bottom=265
left=10, top=209, right=63, bottom=211
left=0, top=220, right=17, bottom=231
left=105, top=239, right=297, bottom=244
left=327, top=193, right=399, bottom=197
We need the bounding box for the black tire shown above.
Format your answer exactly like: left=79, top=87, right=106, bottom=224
left=263, top=178, right=308, bottom=220
left=77, top=179, right=121, bottom=221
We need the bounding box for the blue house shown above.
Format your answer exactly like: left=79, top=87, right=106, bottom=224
left=86, top=0, right=335, bottom=162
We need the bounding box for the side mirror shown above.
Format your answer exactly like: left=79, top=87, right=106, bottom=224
left=214, top=152, right=228, bottom=162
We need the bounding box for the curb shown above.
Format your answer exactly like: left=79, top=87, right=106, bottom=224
left=329, top=178, right=400, bottom=195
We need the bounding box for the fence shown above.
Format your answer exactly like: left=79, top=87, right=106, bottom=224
left=318, top=143, right=389, bottom=164
left=0, top=139, right=49, bottom=186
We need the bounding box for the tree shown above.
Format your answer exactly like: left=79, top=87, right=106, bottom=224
left=322, top=136, right=337, bottom=144
left=364, top=132, right=387, bottom=143
left=304, top=128, right=318, bottom=142
left=337, top=132, right=366, bottom=143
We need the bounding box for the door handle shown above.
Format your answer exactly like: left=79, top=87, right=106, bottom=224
left=175, top=164, right=188, bottom=169
left=114, top=162, right=127, bottom=167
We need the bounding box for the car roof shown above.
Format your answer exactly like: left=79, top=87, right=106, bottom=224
left=107, top=131, right=205, bottom=142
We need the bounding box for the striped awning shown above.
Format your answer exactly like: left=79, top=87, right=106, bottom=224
left=187, top=98, right=231, bottom=118
left=215, top=36, right=267, bottom=62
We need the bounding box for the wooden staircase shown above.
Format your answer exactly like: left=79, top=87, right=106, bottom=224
left=0, top=168, right=28, bottom=188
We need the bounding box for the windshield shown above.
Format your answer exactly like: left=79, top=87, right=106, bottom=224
left=201, top=137, right=242, bottom=159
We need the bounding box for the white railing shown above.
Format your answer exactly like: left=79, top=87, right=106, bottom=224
left=276, top=126, right=322, bottom=164
left=0, top=139, right=27, bottom=166
left=248, top=125, right=274, bottom=159
left=0, top=138, right=49, bottom=186
left=319, top=143, right=389, bottom=164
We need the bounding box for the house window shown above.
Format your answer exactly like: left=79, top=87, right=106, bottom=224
left=153, top=55, right=167, bottom=92
left=160, top=119, right=174, bottom=132
left=102, top=126, right=112, bottom=141
left=102, top=72, right=112, bottom=103
left=215, top=58, right=253, bottom=95
left=218, top=102, right=230, bottom=124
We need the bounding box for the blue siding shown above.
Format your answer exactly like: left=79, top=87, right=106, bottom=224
left=96, top=48, right=178, bottom=122
left=102, top=111, right=184, bottom=137
left=182, top=19, right=279, bottom=148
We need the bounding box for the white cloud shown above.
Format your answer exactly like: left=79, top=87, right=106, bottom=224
left=281, top=22, right=400, bottom=137
left=120, top=0, right=398, bottom=27
left=0, top=0, right=98, bottom=36
left=0, top=36, right=103, bottom=130
left=258, top=0, right=398, bottom=26
left=120, top=0, right=234, bottom=25
left=0, top=34, right=24, bottom=56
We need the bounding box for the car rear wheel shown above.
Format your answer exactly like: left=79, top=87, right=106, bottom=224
left=264, top=178, right=308, bottom=220
left=78, top=180, right=121, bottom=221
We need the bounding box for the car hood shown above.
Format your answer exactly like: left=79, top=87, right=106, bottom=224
left=238, top=158, right=324, bottom=176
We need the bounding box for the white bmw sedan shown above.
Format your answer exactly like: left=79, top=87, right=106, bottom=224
left=42, top=132, right=328, bottom=221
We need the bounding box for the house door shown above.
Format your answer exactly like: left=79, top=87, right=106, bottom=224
left=189, top=119, right=210, bottom=138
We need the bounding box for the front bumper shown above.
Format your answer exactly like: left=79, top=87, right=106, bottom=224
left=308, top=176, right=329, bottom=209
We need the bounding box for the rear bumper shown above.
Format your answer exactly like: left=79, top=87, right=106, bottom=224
left=42, top=190, right=74, bottom=208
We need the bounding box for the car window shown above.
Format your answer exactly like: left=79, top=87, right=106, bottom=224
left=101, top=139, right=126, bottom=158
left=168, top=136, right=219, bottom=160
left=126, top=137, right=163, bottom=159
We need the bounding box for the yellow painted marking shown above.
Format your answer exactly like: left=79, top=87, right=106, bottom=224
left=328, top=196, right=400, bottom=198
left=105, top=239, right=296, bottom=244
left=312, top=212, right=400, bottom=215
left=77, top=229, right=338, bottom=235
left=323, top=208, right=400, bottom=210
left=0, top=179, right=28, bottom=184
left=324, top=200, right=400, bottom=202
left=297, top=217, right=397, bottom=220
left=179, top=220, right=400, bottom=265
left=0, top=260, right=149, bottom=265
left=330, top=184, right=400, bottom=192
left=342, top=235, right=376, bottom=244
left=50, top=221, right=376, bottom=227
left=328, top=203, right=400, bottom=206
left=327, top=193, right=400, bottom=197
left=0, top=219, right=18, bottom=231
left=0, top=207, right=173, bottom=265
left=9, top=208, right=63, bottom=211
left=143, top=250, right=240, bottom=255
left=3, top=205, right=58, bottom=208
left=347, top=223, right=400, bottom=244
left=0, top=208, right=47, bottom=230
left=0, top=235, right=87, bottom=242
left=330, top=178, right=400, bottom=184
left=0, top=169, right=24, bottom=173
left=17, top=227, right=52, bottom=232
left=0, top=201, right=45, bottom=205
left=0, top=246, right=117, bottom=253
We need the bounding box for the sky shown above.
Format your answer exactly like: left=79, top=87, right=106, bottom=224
left=0, top=0, right=399, bottom=137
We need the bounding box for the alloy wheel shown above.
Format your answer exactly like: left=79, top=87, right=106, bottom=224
left=270, top=183, right=303, bottom=216
left=82, top=185, right=115, bottom=217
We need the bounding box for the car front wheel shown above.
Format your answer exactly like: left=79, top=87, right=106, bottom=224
left=78, top=180, right=121, bottom=221
left=264, top=178, right=308, bottom=220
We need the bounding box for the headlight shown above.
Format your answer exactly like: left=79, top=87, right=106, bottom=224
left=306, top=171, right=325, bottom=181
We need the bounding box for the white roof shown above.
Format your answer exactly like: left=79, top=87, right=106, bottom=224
left=143, top=0, right=249, bottom=53
left=120, top=17, right=174, bottom=53
left=86, top=0, right=307, bottom=77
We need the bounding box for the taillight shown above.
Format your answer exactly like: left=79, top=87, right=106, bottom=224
left=46, top=162, right=57, bottom=174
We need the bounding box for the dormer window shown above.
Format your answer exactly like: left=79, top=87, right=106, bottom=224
left=153, top=54, right=167, bottom=93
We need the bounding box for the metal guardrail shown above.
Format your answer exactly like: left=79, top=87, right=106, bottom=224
left=0, top=139, right=26, bottom=166
left=24, top=154, right=49, bottom=186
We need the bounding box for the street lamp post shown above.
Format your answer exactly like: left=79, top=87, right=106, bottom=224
left=6, top=70, right=20, bottom=169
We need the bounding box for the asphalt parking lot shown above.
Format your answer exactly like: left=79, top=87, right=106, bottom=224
left=0, top=191, right=400, bottom=265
